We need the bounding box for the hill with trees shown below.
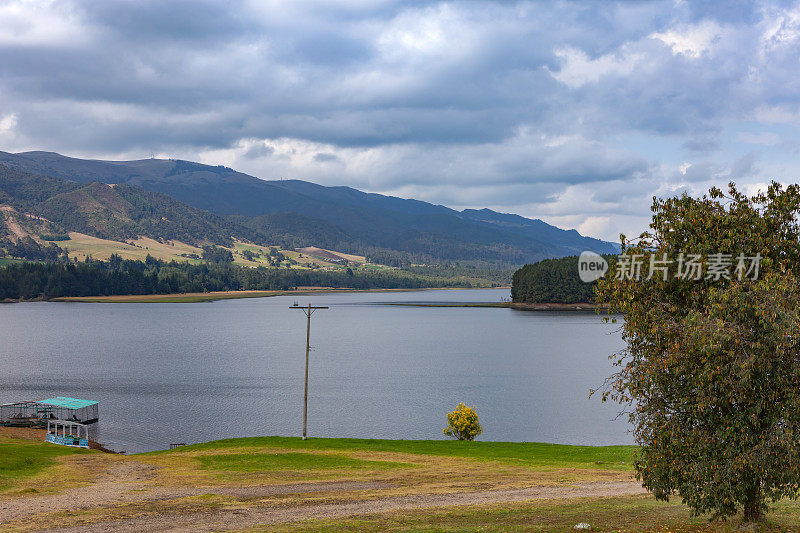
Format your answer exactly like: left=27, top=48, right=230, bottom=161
left=511, top=255, right=613, bottom=303
left=0, top=151, right=617, bottom=267
left=0, top=165, right=258, bottom=247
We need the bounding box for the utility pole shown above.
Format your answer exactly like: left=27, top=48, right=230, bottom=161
left=290, top=303, right=328, bottom=440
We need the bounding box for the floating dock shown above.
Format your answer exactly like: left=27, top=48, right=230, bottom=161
left=0, top=397, right=99, bottom=427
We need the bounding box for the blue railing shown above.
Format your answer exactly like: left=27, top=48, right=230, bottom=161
left=46, top=433, right=90, bottom=448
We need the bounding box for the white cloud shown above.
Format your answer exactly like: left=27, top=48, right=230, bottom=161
left=0, top=113, right=18, bottom=143
left=578, top=216, right=612, bottom=239
left=0, top=0, right=89, bottom=46
left=0, top=113, right=17, bottom=132
left=760, top=5, right=800, bottom=52
left=548, top=45, right=644, bottom=88
left=742, top=182, right=772, bottom=196
left=651, top=20, right=722, bottom=58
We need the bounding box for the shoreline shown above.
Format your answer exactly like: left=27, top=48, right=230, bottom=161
left=46, top=286, right=507, bottom=304
left=382, top=301, right=604, bottom=311
left=3, top=290, right=600, bottom=309
left=510, top=302, right=604, bottom=311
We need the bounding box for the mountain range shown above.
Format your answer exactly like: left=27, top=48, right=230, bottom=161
left=0, top=150, right=617, bottom=266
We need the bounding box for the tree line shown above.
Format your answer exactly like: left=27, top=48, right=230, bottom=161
left=1, top=236, right=67, bottom=263
left=0, top=254, right=472, bottom=301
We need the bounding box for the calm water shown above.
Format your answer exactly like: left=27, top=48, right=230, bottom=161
left=0, top=289, right=630, bottom=452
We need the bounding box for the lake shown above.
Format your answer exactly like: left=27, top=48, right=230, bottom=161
left=0, top=288, right=630, bottom=452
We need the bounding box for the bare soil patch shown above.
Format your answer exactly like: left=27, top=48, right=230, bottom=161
left=21, top=480, right=644, bottom=532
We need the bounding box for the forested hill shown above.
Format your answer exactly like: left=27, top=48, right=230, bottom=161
left=0, top=165, right=258, bottom=246
left=0, top=150, right=618, bottom=266
left=512, top=255, right=614, bottom=304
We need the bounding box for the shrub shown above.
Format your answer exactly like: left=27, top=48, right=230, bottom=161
left=443, top=403, right=482, bottom=441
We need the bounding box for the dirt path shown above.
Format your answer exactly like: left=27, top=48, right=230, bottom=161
left=27, top=480, right=645, bottom=533
left=0, top=458, right=390, bottom=526
left=0, top=460, right=157, bottom=523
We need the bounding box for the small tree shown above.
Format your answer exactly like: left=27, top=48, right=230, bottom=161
left=443, top=403, right=483, bottom=441
left=597, top=182, right=800, bottom=523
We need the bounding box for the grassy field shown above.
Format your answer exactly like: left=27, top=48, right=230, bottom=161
left=61, top=233, right=206, bottom=263
left=58, top=233, right=386, bottom=271
left=153, top=436, right=635, bottom=471
left=261, top=496, right=800, bottom=532
left=232, top=243, right=377, bottom=270
left=198, top=451, right=415, bottom=473
left=57, top=233, right=379, bottom=272
left=0, top=434, right=90, bottom=492
left=139, top=438, right=800, bottom=531
left=5, top=432, right=800, bottom=530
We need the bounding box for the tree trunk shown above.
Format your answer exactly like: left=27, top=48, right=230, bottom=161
left=742, top=484, right=762, bottom=523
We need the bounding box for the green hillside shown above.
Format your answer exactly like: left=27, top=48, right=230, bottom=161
left=0, top=165, right=259, bottom=247
left=0, top=151, right=618, bottom=267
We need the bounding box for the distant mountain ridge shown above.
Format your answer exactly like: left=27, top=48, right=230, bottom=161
left=0, top=150, right=618, bottom=265
left=0, top=165, right=256, bottom=246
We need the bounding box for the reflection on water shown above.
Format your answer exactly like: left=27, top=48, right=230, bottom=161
left=0, top=288, right=629, bottom=452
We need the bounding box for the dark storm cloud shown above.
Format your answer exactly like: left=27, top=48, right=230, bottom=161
left=2, top=0, right=800, bottom=240
left=0, top=1, right=667, bottom=148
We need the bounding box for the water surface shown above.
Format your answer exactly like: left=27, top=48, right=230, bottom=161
left=0, top=288, right=629, bottom=452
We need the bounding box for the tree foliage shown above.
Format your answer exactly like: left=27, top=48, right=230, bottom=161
left=201, top=246, right=234, bottom=263
left=512, top=255, right=608, bottom=303
left=1, top=236, right=67, bottom=262
left=443, top=403, right=483, bottom=441
left=596, top=182, right=800, bottom=522
left=0, top=255, right=477, bottom=301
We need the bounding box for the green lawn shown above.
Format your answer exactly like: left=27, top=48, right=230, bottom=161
left=0, top=439, right=90, bottom=491
left=199, top=452, right=414, bottom=472
left=146, top=436, right=636, bottom=471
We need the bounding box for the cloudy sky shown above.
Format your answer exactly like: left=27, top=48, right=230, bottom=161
left=1, top=1, right=800, bottom=241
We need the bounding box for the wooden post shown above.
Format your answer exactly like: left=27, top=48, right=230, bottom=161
left=303, top=304, right=311, bottom=440
left=290, top=303, right=328, bottom=440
